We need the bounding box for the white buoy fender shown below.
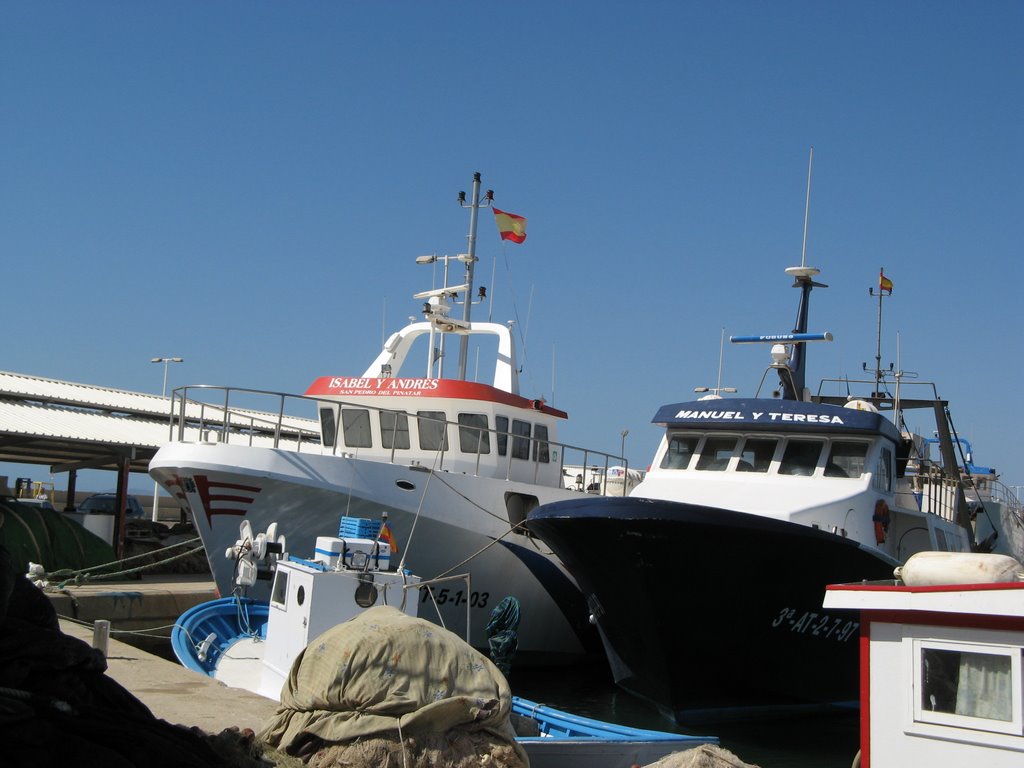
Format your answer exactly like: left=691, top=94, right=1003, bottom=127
left=895, top=551, right=1024, bottom=586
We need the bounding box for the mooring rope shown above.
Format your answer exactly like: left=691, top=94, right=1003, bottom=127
left=34, top=536, right=205, bottom=588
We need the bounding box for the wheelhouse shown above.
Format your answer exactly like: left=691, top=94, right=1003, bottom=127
left=649, top=398, right=901, bottom=486
left=305, top=377, right=567, bottom=487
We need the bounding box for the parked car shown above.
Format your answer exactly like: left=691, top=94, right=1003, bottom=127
left=77, top=493, right=145, bottom=517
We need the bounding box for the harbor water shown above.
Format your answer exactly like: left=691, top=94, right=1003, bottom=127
left=512, top=661, right=860, bottom=768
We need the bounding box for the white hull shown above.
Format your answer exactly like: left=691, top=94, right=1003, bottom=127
left=151, top=441, right=595, bottom=661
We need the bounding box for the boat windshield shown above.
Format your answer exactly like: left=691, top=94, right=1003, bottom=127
left=779, top=439, right=824, bottom=476
left=659, top=431, right=869, bottom=479
left=661, top=435, right=700, bottom=469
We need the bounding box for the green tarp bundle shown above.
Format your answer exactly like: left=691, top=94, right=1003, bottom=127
left=260, top=605, right=528, bottom=767
left=0, top=498, right=117, bottom=576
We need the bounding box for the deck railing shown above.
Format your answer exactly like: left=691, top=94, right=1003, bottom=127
left=904, top=463, right=964, bottom=523
left=165, top=384, right=628, bottom=493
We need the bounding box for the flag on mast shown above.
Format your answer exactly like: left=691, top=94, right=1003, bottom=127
left=879, top=269, right=893, bottom=294
left=493, top=208, right=527, bottom=243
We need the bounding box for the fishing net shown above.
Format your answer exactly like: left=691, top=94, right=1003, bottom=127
left=645, top=743, right=761, bottom=768
left=259, top=605, right=527, bottom=768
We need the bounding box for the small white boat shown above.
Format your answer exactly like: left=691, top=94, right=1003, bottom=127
left=170, top=517, right=717, bottom=768
left=824, top=551, right=1024, bottom=767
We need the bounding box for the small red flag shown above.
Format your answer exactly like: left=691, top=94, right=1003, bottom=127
left=493, top=208, right=527, bottom=243
left=378, top=522, right=398, bottom=554
left=879, top=269, right=893, bottom=294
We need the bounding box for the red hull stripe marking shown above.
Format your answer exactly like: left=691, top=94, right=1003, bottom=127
left=195, top=475, right=261, bottom=526
left=828, top=581, right=1024, bottom=594
left=303, top=377, right=568, bottom=419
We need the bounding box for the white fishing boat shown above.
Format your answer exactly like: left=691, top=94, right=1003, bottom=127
left=150, top=174, right=623, bottom=663
left=171, top=517, right=718, bottom=768
left=824, top=551, right=1024, bottom=767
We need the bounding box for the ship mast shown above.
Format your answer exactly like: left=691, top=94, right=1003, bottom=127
left=783, top=147, right=827, bottom=400
left=456, top=172, right=493, bottom=380
left=868, top=267, right=893, bottom=397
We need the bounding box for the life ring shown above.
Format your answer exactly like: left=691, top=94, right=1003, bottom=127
left=873, top=500, right=891, bottom=544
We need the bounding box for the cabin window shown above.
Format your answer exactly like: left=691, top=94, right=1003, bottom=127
left=417, top=411, right=449, bottom=451
left=342, top=409, right=372, bottom=448
left=380, top=411, right=410, bottom=450
left=825, top=441, right=868, bottom=478
left=511, top=419, right=532, bottom=460
left=660, top=434, right=700, bottom=469
left=737, top=437, right=778, bottom=473
left=319, top=407, right=338, bottom=448
left=270, top=568, right=289, bottom=607
left=496, top=416, right=509, bottom=456
left=533, top=424, right=550, bottom=463
left=695, top=436, right=738, bottom=471
left=874, top=446, right=893, bottom=492
left=778, top=439, right=823, bottom=476
left=913, top=639, right=1022, bottom=735
left=458, top=413, right=490, bottom=455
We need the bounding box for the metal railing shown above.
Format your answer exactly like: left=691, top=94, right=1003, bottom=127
left=904, top=463, right=963, bottom=523
left=165, top=384, right=628, bottom=493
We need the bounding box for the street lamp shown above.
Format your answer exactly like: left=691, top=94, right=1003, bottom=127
left=151, top=357, right=184, bottom=398
left=150, top=357, right=183, bottom=521
left=620, top=429, right=629, bottom=460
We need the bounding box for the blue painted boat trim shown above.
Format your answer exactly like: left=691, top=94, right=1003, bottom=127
left=171, top=596, right=269, bottom=676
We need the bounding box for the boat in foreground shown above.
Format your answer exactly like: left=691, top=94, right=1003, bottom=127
left=825, top=551, right=1024, bottom=767
left=170, top=519, right=717, bottom=768
left=150, top=174, right=624, bottom=664
left=527, top=258, right=990, bottom=719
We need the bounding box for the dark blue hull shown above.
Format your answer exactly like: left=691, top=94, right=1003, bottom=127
left=527, top=496, right=895, bottom=719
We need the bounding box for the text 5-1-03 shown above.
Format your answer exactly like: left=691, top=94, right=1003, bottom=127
left=420, top=587, right=490, bottom=609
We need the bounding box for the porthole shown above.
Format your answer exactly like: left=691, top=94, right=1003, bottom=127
left=355, top=576, right=378, bottom=608
left=396, top=479, right=416, bottom=491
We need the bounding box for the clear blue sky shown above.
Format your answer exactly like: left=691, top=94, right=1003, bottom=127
left=2, top=2, right=1022, bottom=495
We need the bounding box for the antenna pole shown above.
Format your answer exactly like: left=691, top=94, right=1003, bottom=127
left=458, top=172, right=488, bottom=380
left=716, top=327, right=725, bottom=393
left=782, top=148, right=823, bottom=401
left=800, top=147, right=814, bottom=268
left=874, top=269, right=884, bottom=395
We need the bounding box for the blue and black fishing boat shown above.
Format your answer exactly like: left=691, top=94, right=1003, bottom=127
left=527, top=245, right=985, bottom=720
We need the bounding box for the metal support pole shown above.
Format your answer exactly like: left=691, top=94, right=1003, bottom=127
left=114, top=455, right=131, bottom=560
left=151, top=357, right=182, bottom=521
left=457, top=173, right=482, bottom=380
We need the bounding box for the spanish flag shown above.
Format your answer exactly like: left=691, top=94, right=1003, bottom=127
left=879, top=269, right=893, bottom=294
left=493, top=208, right=527, bottom=244
left=378, top=522, right=398, bottom=554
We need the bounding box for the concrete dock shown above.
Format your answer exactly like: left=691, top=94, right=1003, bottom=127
left=48, top=575, right=280, bottom=733
left=58, top=618, right=280, bottom=733
left=45, top=572, right=218, bottom=658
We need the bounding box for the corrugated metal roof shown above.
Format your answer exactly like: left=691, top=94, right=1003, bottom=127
left=0, top=400, right=169, bottom=445
left=0, top=370, right=320, bottom=474
left=0, top=370, right=172, bottom=417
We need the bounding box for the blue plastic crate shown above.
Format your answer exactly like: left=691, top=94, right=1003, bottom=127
left=338, top=516, right=381, bottom=539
